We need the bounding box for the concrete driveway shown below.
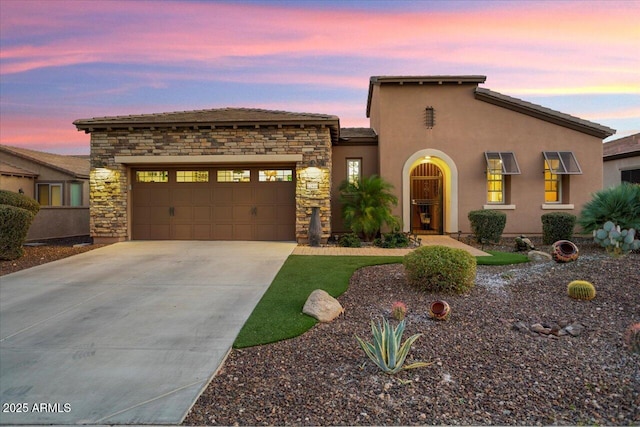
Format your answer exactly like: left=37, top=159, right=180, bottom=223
left=0, top=241, right=295, bottom=425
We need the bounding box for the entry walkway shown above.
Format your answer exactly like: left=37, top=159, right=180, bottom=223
left=292, top=235, right=489, bottom=257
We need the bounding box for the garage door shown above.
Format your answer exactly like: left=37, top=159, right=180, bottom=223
left=132, top=167, right=296, bottom=241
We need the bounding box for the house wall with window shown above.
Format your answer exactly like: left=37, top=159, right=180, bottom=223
left=367, top=76, right=614, bottom=236
left=603, top=133, right=640, bottom=187
left=0, top=145, right=90, bottom=240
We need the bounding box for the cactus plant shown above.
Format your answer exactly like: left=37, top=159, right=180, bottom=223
left=593, top=221, right=640, bottom=256
left=391, top=301, right=407, bottom=321
left=624, top=323, right=640, bottom=354
left=567, top=280, right=596, bottom=301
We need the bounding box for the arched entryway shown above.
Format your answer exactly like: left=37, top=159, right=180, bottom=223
left=402, top=149, right=458, bottom=234
left=410, top=163, right=443, bottom=234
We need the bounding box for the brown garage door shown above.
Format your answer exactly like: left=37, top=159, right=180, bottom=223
left=132, top=167, right=296, bottom=241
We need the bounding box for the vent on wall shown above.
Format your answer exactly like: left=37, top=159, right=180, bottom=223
left=425, top=107, right=435, bottom=128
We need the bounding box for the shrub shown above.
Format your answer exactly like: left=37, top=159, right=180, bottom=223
left=338, top=233, right=362, bottom=248
left=0, top=189, right=40, bottom=215
left=542, top=212, right=577, bottom=244
left=578, top=183, right=640, bottom=233
left=468, top=210, right=506, bottom=243
left=403, top=245, right=476, bottom=294
left=0, top=204, right=35, bottom=260
left=339, top=175, right=399, bottom=241
left=374, top=231, right=410, bottom=248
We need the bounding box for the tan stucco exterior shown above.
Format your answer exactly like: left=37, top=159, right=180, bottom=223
left=368, top=78, right=613, bottom=236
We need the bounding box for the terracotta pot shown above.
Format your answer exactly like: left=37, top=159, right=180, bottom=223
left=552, top=240, right=579, bottom=263
left=429, top=300, right=451, bottom=321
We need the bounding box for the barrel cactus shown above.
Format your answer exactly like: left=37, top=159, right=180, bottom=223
left=567, top=280, right=596, bottom=301
left=593, top=221, right=640, bottom=256
left=624, top=323, right=640, bottom=354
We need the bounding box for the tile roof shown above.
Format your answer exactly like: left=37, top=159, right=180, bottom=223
left=0, top=161, right=38, bottom=177
left=603, top=133, right=640, bottom=160
left=337, top=127, right=378, bottom=145
left=74, top=107, right=339, bottom=128
left=474, top=88, right=616, bottom=139
left=0, top=145, right=89, bottom=178
left=74, top=107, right=341, bottom=142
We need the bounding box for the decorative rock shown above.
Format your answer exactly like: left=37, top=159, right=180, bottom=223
left=512, top=321, right=529, bottom=333
left=565, top=323, right=585, bottom=337
left=531, top=323, right=551, bottom=335
left=528, top=250, right=552, bottom=262
left=302, top=289, right=343, bottom=322
left=515, top=235, right=535, bottom=251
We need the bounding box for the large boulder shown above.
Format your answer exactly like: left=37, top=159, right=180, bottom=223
left=302, top=289, right=343, bottom=322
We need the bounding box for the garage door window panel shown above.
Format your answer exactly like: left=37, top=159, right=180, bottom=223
left=176, top=171, right=209, bottom=182
left=136, top=171, right=168, bottom=183
left=217, top=170, right=250, bottom=182
left=259, top=169, right=293, bottom=182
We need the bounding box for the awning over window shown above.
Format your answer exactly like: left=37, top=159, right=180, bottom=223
left=543, top=151, right=582, bottom=174
left=485, top=152, right=521, bottom=174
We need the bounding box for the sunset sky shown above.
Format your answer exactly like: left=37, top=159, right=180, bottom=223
left=1, top=0, right=638, bottom=154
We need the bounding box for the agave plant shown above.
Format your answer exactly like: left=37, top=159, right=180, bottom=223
left=578, top=183, right=640, bottom=233
left=355, top=318, right=432, bottom=374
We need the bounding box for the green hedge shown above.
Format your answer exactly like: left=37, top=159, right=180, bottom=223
left=0, top=189, right=40, bottom=215
left=403, top=245, right=476, bottom=294
left=468, top=209, right=507, bottom=243
left=541, top=212, right=576, bottom=244
left=0, top=204, right=35, bottom=260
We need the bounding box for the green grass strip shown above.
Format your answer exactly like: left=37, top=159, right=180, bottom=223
left=476, top=250, right=530, bottom=265
left=233, top=255, right=402, bottom=348
left=234, top=250, right=530, bottom=348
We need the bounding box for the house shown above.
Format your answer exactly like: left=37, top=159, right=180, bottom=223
left=74, top=75, right=615, bottom=244
left=602, top=133, right=640, bottom=187
left=0, top=145, right=90, bottom=240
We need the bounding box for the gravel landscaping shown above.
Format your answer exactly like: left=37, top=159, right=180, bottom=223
left=185, top=239, right=640, bottom=426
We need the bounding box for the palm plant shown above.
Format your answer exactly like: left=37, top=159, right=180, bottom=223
left=355, top=318, right=432, bottom=374
left=339, top=175, right=399, bottom=241
left=578, top=183, right=640, bottom=232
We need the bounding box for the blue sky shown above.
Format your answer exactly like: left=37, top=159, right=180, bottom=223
left=1, top=0, right=638, bottom=154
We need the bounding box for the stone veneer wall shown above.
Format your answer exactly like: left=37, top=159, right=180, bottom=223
left=89, top=125, right=332, bottom=243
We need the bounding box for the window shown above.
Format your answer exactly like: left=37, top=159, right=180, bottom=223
left=543, top=152, right=581, bottom=204
left=217, top=170, right=250, bottom=182
left=70, top=182, right=83, bottom=206
left=622, top=169, right=640, bottom=184
left=543, top=151, right=582, bottom=174
left=259, top=170, right=292, bottom=182
left=484, top=152, right=520, bottom=204
left=346, top=159, right=362, bottom=185
left=136, top=171, right=168, bottom=183
left=36, top=183, right=62, bottom=206
left=176, top=171, right=209, bottom=182
left=544, top=160, right=561, bottom=202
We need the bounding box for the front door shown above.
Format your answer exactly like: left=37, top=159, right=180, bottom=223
left=410, top=162, right=443, bottom=234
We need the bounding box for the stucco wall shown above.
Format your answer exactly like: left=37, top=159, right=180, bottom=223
left=0, top=175, right=36, bottom=198
left=371, top=83, right=605, bottom=236
left=27, top=207, right=90, bottom=241
left=90, top=125, right=332, bottom=243
left=603, top=156, right=640, bottom=188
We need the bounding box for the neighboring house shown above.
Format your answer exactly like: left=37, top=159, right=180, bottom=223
left=602, top=133, right=640, bottom=188
left=74, top=75, right=615, bottom=244
left=0, top=145, right=90, bottom=240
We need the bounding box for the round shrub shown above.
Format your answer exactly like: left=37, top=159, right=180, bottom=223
left=338, top=233, right=361, bottom=248
left=0, top=189, right=40, bottom=215
left=0, top=204, right=35, bottom=260
left=403, top=245, right=477, bottom=294
left=468, top=210, right=506, bottom=243
left=542, top=212, right=576, bottom=245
